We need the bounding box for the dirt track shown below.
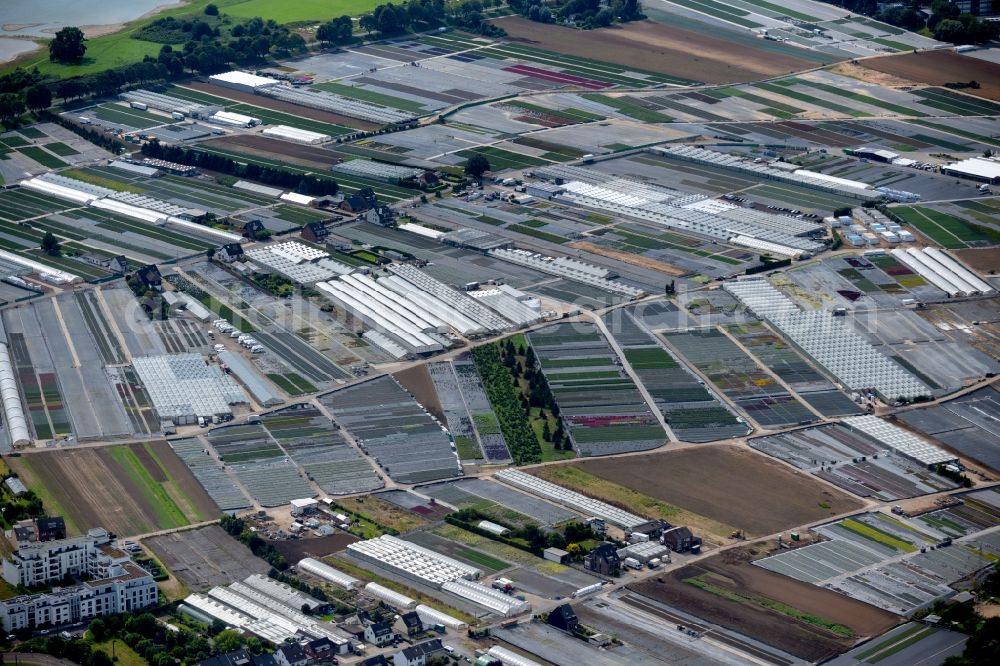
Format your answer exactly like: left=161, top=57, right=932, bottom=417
left=492, top=16, right=822, bottom=84
left=860, top=50, right=1000, bottom=101
left=631, top=549, right=899, bottom=662
left=570, top=445, right=864, bottom=536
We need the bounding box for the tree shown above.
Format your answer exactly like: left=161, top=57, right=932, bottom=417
left=465, top=153, right=490, bottom=178
left=0, top=93, right=25, bottom=124
left=205, top=3, right=220, bottom=15
left=317, top=16, right=354, bottom=46
left=40, top=231, right=61, bottom=257
left=49, top=27, right=87, bottom=64
left=25, top=85, right=52, bottom=112
left=213, top=629, right=245, bottom=653
left=88, top=618, right=109, bottom=642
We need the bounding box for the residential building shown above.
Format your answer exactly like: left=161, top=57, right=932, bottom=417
left=301, top=222, right=330, bottom=244
left=132, top=264, right=163, bottom=291
left=3, top=527, right=124, bottom=587
left=364, top=206, right=395, bottom=227
left=340, top=188, right=378, bottom=213
left=547, top=604, right=578, bottom=633
left=394, top=639, right=444, bottom=666
left=218, top=243, right=245, bottom=263
left=364, top=620, right=395, bottom=647
left=397, top=610, right=424, bottom=636
left=584, top=543, right=621, bottom=577
left=197, top=650, right=279, bottom=666
left=662, top=526, right=701, bottom=553
left=0, top=560, right=156, bottom=632
left=630, top=520, right=671, bottom=541
left=3, top=477, right=27, bottom=497
left=275, top=643, right=309, bottom=666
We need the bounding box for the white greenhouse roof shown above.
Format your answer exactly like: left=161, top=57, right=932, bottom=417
left=844, top=415, right=956, bottom=466
left=210, top=71, right=280, bottom=88
left=943, top=157, right=1000, bottom=180
left=132, top=353, right=247, bottom=419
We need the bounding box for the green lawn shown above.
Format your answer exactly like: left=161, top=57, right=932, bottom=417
left=92, top=104, right=165, bottom=129
left=224, top=0, right=384, bottom=22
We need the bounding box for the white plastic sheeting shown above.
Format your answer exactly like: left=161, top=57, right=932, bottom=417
left=0, top=343, right=30, bottom=446
left=364, top=582, right=416, bottom=609
left=297, top=557, right=360, bottom=589
left=261, top=125, right=330, bottom=144
left=844, top=415, right=956, bottom=466
left=487, top=646, right=543, bottom=666
left=348, top=535, right=480, bottom=587
left=495, top=469, right=646, bottom=529
left=20, top=178, right=96, bottom=205
left=414, top=604, right=467, bottom=630
left=166, top=217, right=243, bottom=242
left=441, top=579, right=530, bottom=617
left=0, top=248, right=80, bottom=284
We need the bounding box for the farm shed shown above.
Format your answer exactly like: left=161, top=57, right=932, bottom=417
left=942, top=157, right=1000, bottom=184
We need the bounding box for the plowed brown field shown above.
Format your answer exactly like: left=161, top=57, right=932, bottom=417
left=631, top=548, right=899, bottom=662
left=10, top=442, right=218, bottom=537
left=567, top=445, right=864, bottom=535
left=860, top=50, right=1000, bottom=101
left=492, top=17, right=822, bottom=84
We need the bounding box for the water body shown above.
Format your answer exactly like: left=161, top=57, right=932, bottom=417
left=0, top=0, right=179, bottom=37
left=0, top=37, right=39, bottom=62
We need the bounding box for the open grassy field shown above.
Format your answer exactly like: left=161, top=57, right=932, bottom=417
left=891, top=205, right=1000, bottom=249
left=548, top=446, right=863, bottom=537
left=224, top=0, right=383, bottom=22
left=9, top=441, right=218, bottom=537
left=335, top=495, right=429, bottom=534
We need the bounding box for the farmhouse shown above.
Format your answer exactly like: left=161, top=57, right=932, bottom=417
left=547, top=603, right=579, bottom=633
left=393, top=638, right=444, bottom=666
left=364, top=620, right=396, bottom=647
left=218, top=243, right=245, bottom=263
left=584, top=543, right=621, bottom=576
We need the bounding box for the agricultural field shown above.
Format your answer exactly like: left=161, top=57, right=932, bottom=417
left=145, top=524, right=269, bottom=593
left=320, top=375, right=460, bottom=484
left=9, top=441, right=217, bottom=537
left=756, top=493, right=1000, bottom=614
left=207, top=423, right=315, bottom=507
left=262, top=404, right=382, bottom=495
left=603, top=309, right=747, bottom=442
left=831, top=622, right=968, bottom=666
left=492, top=16, right=828, bottom=84
left=897, top=385, right=1000, bottom=474
left=750, top=424, right=958, bottom=501
left=860, top=50, right=1000, bottom=102
left=558, top=445, right=863, bottom=537
left=422, top=478, right=580, bottom=528
left=424, top=360, right=512, bottom=463
left=890, top=203, right=1000, bottom=249
left=169, top=438, right=252, bottom=511
left=663, top=327, right=817, bottom=428
left=529, top=323, right=667, bottom=456
left=725, top=321, right=861, bottom=418
left=631, top=547, right=899, bottom=663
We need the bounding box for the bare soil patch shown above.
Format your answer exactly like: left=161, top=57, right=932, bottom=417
left=569, top=445, right=863, bottom=536
left=202, top=134, right=340, bottom=169
left=393, top=365, right=445, bottom=424
left=631, top=550, right=899, bottom=662
left=860, top=51, right=1000, bottom=101
left=952, top=247, right=1000, bottom=274
left=188, top=81, right=379, bottom=130
left=571, top=240, right=688, bottom=277
left=829, top=61, right=915, bottom=87
left=10, top=443, right=216, bottom=537
left=492, top=16, right=821, bottom=84
left=268, top=533, right=359, bottom=562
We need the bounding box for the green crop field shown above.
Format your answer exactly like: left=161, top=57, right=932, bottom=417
left=624, top=347, right=679, bottom=369
left=892, top=206, right=999, bottom=248
left=16, top=146, right=69, bottom=169
left=91, top=104, right=164, bottom=129
left=43, top=142, right=81, bottom=157
left=582, top=94, right=673, bottom=123
left=756, top=82, right=871, bottom=117
left=107, top=446, right=189, bottom=529
left=840, top=518, right=916, bottom=552
left=457, top=146, right=550, bottom=171
left=507, top=224, right=568, bottom=244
